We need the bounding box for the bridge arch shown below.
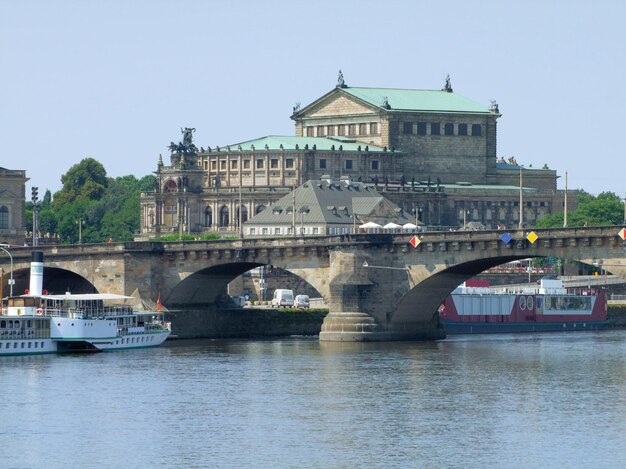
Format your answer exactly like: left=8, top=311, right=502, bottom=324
left=393, top=255, right=550, bottom=327
left=164, top=262, right=325, bottom=309
left=1, top=265, right=98, bottom=297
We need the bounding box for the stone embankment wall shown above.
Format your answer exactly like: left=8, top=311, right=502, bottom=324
left=607, top=304, right=626, bottom=328
left=167, top=307, right=326, bottom=339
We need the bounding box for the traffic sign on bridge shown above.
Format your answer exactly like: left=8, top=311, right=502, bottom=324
left=410, top=235, right=421, bottom=248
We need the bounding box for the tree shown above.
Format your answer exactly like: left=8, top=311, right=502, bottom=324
left=536, top=191, right=624, bottom=228
left=54, top=158, right=108, bottom=207
left=26, top=156, right=156, bottom=244
left=94, top=175, right=151, bottom=242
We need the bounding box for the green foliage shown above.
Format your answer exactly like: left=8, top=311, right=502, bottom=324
left=536, top=191, right=624, bottom=228
left=28, top=157, right=157, bottom=244
left=54, top=158, right=108, bottom=206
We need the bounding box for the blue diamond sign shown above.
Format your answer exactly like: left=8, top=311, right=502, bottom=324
left=500, top=232, right=512, bottom=245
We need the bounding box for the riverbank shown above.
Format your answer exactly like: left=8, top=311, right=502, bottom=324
left=607, top=304, right=626, bottom=328
left=166, top=304, right=626, bottom=340
left=166, top=307, right=327, bottom=339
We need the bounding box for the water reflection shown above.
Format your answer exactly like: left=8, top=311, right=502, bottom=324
left=1, top=332, right=625, bottom=468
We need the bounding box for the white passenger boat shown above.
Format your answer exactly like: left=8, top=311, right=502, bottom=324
left=0, top=252, right=171, bottom=355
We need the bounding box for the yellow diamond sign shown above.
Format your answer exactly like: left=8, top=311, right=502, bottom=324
left=526, top=231, right=538, bottom=244
left=619, top=228, right=626, bottom=240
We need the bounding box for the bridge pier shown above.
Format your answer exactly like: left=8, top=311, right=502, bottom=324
left=319, top=311, right=444, bottom=342
left=319, top=248, right=445, bottom=342
left=319, top=311, right=381, bottom=341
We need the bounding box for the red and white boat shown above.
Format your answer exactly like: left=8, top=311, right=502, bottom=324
left=439, top=278, right=608, bottom=334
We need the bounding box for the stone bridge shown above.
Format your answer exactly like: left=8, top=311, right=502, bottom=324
left=1, top=226, right=625, bottom=341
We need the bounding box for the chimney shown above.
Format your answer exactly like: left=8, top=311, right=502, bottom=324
left=29, top=251, right=44, bottom=296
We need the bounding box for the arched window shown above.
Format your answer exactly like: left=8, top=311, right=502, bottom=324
left=255, top=205, right=266, bottom=215
left=0, top=206, right=8, bottom=229
left=163, top=180, right=178, bottom=193
left=236, top=205, right=248, bottom=224
left=205, top=207, right=212, bottom=227
left=219, top=206, right=229, bottom=227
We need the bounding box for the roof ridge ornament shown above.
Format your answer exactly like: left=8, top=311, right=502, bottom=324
left=337, top=70, right=347, bottom=88
left=381, top=96, right=391, bottom=109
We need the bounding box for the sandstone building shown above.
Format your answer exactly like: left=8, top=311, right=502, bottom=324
left=0, top=167, right=27, bottom=246
left=138, top=74, right=566, bottom=239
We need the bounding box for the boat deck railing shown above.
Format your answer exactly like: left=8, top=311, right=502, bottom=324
left=41, top=305, right=136, bottom=319
left=117, top=322, right=169, bottom=336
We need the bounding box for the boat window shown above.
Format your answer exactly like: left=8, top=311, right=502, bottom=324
left=519, top=296, right=527, bottom=310
left=1, top=320, right=5, bottom=328
left=527, top=296, right=534, bottom=310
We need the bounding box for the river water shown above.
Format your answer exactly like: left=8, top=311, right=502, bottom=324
left=1, top=330, right=625, bottom=469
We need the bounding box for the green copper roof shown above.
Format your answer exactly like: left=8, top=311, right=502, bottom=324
left=342, top=87, right=492, bottom=114
left=224, top=135, right=391, bottom=152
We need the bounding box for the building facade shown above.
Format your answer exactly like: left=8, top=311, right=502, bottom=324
left=243, top=177, right=417, bottom=237
left=0, top=167, right=27, bottom=246
left=140, top=133, right=403, bottom=237
left=139, top=74, right=567, bottom=239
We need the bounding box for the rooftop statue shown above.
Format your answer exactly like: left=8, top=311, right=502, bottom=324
left=337, top=70, right=347, bottom=88
left=443, top=74, right=453, bottom=92
left=168, top=127, right=198, bottom=156
left=182, top=127, right=195, bottom=148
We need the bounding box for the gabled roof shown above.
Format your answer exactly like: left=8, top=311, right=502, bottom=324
left=219, top=135, right=390, bottom=153
left=245, top=179, right=411, bottom=226
left=293, top=86, right=494, bottom=117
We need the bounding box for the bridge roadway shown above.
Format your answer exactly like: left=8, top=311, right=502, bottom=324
left=1, top=226, right=625, bottom=342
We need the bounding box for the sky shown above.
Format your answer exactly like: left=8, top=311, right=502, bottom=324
left=1, top=0, right=625, bottom=197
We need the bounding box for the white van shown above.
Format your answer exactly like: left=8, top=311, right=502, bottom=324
left=294, top=295, right=310, bottom=308
left=272, top=289, right=294, bottom=307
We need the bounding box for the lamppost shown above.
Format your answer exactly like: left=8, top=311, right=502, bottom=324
left=259, top=266, right=266, bottom=302
left=76, top=218, right=84, bottom=244
left=623, top=193, right=626, bottom=225
left=459, top=209, right=469, bottom=230
left=238, top=157, right=243, bottom=239
left=563, top=171, right=568, bottom=228
left=291, top=185, right=296, bottom=237
left=0, top=244, right=14, bottom=297
left=31, top=186, right=39, bottom=246
left=412, top=207, right=420, bottom=226
left=518, top=167, right=524, bottom=229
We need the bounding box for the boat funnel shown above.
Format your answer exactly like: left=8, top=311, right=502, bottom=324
left=29, top=251, right=44, bottom=296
